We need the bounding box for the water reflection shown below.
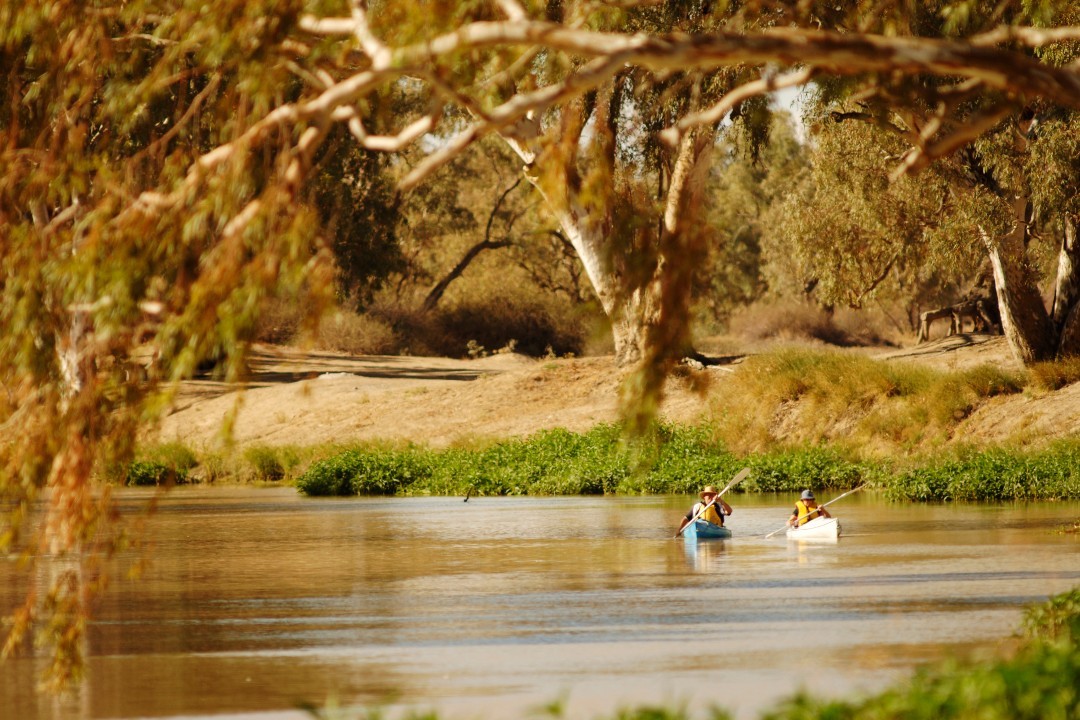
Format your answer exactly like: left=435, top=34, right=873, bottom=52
left=682, top=536, right=728, bottom=572
left=1, top=490, right=1078, bottom=720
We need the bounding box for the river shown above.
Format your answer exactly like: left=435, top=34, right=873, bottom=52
left=3, top=488, right=1078, bottom=720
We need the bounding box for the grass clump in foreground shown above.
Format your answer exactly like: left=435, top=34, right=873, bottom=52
left=759, top=587, right=1080, bottom=720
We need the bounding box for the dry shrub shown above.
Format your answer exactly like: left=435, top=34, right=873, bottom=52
left=831, top=306, right=905, bottom=347
left=728, top=299, right=897, bottom=347
left=315, top=310, right=400, bottom=355
left=254, top=296, right=306, bottom=344
left=261, top=291, right=588, bottom=359
left=712, top=346, right=1023, bottom=454
left=1028, top=357, right=1080, bottom=391
left=440, top=297, right=585, bottom=357
left=379, top=294, right=586, bottom=358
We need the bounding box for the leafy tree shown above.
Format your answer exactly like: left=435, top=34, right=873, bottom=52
left=307, top=129, right=405, bottom=310
left=763, top=99, right=982, bottom=324
left=789, top=3, right=1080, bottom=359
left=698, top=113, right=806, bottom=328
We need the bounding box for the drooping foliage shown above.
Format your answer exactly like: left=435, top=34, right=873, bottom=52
left=0, top=0, right=365, bottom=686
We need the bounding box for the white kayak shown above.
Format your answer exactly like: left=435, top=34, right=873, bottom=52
left=786, top=516, right=841, bottom=541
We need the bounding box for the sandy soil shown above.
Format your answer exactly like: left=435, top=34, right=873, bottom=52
left=152, top=333, right=1080, bottom=450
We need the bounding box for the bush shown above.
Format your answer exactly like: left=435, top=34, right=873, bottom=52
left=758, top=587, right=1080, bottom=720
left=744, top=447, right=867, bottom=493
left=126, top=461, right=188, bottom=486
left=377, top=293, right=586, bottom=359
left=1024, top=587, right=1080, bottom=643
left=315, top=310, right=400, bottom=356
left=888, top=442, right=1080, bottom=501
left=253, top=296, right=306, bottom=345
left=123, top=442, right=198, bottom=486
left=294, top=425, right=874, bottom=498
left=296, top=447, right=433, bottom=496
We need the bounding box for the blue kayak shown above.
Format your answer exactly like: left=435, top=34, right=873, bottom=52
left=683, top=519, right=732, bottom=539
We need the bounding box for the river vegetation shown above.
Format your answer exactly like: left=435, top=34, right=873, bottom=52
left=5, top=0, right=1080, bottom=696
left=288, top=426, right=1080, bottom=502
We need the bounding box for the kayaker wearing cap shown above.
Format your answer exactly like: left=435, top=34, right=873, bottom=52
left=678, top=485, right=733, bottom=533
left=787, top=489, right=831, bottom=527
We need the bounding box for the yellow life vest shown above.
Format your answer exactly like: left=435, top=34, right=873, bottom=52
left=794, top=499, right=818, bottom=526
left=695, top=501, right=724, bottom=526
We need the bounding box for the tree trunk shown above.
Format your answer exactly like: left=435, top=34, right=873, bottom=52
left=547, top=198, right=652, bottom=366
left=502, top=86, right=713, bottom=370
left=421, top=238, right=510, bottom=312
left=422, top=178, right=521, bottom=313
left=981, top=196, right=1056, bottom=364
left=1052, top=213, right=1080, bottom=356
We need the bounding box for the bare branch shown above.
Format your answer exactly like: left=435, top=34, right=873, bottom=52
left=494, top=0, right=528, bottom=22
left=345, top=111, right=438, bottom=152
left=422, top=177, right=522, bottom=312
left=382, top=22, right=1080, bottom=105
left=971, top=25, right=1080, bottom=48
left=350, top=0, right=392, bottom=69
left=890, top=103, right=1016, bottom=179
left=660, top=67, right=814, bottom=146
left=398, top=53, right=630, bottom=190
left=134, top=73, right=222, bottom=162
left=298, top=15, right=356, bottom=36
left=849, top=250, right=900, bottom=308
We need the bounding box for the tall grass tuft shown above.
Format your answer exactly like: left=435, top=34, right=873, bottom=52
left=243, top=445, right=301, bottom=482
left=743, top=447, right=869, bottom=492
left=714, top=348, right=1023, bottom=452
left=1027, top=356, right=1080, bottom=391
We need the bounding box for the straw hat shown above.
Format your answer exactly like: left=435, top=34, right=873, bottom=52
left=699, top=485, right=719, bottom=498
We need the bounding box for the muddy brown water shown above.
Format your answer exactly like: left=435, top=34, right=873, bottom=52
left=3, top=488, right=1079, bottom=720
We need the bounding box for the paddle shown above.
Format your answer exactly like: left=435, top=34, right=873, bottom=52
left=764, top=483, right=867, bottom=539
left=674, top=467, right=751, bottom=538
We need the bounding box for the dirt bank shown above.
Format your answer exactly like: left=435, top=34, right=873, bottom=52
left=152, top=334, right=1079, bottom=450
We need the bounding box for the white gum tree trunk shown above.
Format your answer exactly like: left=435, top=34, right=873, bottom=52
left=505, top=123, right=715, bottom=368
left=982, top=195, right=1057, bottom=364
left=1052, top=213, right=1080, bottom=356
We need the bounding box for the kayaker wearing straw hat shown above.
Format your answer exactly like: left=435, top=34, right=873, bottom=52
left=786, top=489, right=831, bottom=528
left=678, top=485, right=733, bottom=534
